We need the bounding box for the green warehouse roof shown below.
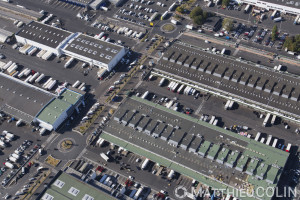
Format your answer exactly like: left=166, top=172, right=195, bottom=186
left=198, top=140, right=211, bottom=156
left=36, top=98, right=71, bottom=125
left=40, top=172, right=117, bottom=200
left=59, top=89, right=82, bottom=105
left=226, top=150, right=239, bottom=167
left=216, top=147, right=229, bottom=163
left=207, top=144, right=220, bottom=160
left=266, top=166, right=280, bottom=184
left=246, top=158, right=259, bottom=175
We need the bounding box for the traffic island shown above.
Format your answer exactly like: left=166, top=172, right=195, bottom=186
left=45, top=155, right=61, bottom=167
left=161, top=23, right=176, bottom=32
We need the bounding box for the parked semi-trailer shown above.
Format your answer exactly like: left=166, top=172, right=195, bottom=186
left=37, top=50, right=46, bottom=58
left=271, top=115, right=277, bottom=125
left=134, top=187, right=144, bottom=200
left=72, top=80, right=81, bottom=88
left=274, top=17, right=282, bottom=22
left=64, top=57, right=74, bottom=68
left=2, top=61, right=12, bottom=71
left=167, top=170, right=175, bottom=179
left=141, top=158, right=149, bottom=170
left=28, top=47, right=37, bottom=56
left=35, top=73, right=45, bottom=83
left=263, top=113, right=271, bottom=126
left=158, top=78, right=165, bottom=87
left=5, top=162, right=14, bottom=169
left=266, top=135, right=272, bottom=145
left=78, top=82, right=86, bottom=90
left=47, top=80, right=57, bottom=90
left=24, top=75, right=33, bottom=83
left=244, top=4, right=251, bottom=13
left=23, top=68, right=31, bottom=77
left=100, top=153, right=109, bottom=161
left=9, top=156, right=18, bottom=163
left=255, top=132, right=261, bottom=141
left=43, top=78, right=52, bottom=88
left=42, top=51, right=53, bottom=60
left=177, top=84, right=184, bottom=94
left=141, top=91, right=149, bottom=99
left=272, top=138, right=278, bottom=147
left=28, top=72, right=40, bottom=83
left=271, top=10, right=277, bottom=20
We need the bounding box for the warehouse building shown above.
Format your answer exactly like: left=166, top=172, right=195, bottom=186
left=15, top=21, right=74, bottom=55
left=15, top=22, right=126, bottom=71
left=0, top=28, right=13, bottom=43
left=155, top=42, right=300, bottom=124
left=235, top=0, right=300, bottom=15
left=34, top=88, right=85, bottom=131
left=38, top=171, right=117, bottom=200
left=101, top=96, right=289, bottom=200
left=62, top=33, right=126, bottom=71
left=0, top=72, right=55, bottom=123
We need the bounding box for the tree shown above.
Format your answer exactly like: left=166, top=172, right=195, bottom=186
left=203, top=11, right=208, bottom=20
left=271, top=25, right=278, bottom=41
left=222, top=0, right=230, bottom=7
left=193, top=15, right=204, bottom=25
left=190, top=7, right=203, bottom=19
left=222, top=18, right=233, bottom=31
left=176, top=6, right=184, bottom=14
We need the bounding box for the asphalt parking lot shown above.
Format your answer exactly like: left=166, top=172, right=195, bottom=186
left=179, top=34, right=300, bottom=76
left=199, top=2, right=300, bottom=35
left=85, top=141, right=193, bottom=200
left=0, top=115, right=47, bottom=197
left=114, top=0, right=174, bottom=27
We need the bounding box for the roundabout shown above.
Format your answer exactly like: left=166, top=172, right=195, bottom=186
left=160, top=23, right=177, bottom=33
left=57, top=138, right=76, bottom=153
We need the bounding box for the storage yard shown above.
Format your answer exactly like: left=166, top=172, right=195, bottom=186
left=101, top=96, right=289, bottom=199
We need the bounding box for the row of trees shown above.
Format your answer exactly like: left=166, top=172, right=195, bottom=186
left=284, top=35, right=300, bottom=53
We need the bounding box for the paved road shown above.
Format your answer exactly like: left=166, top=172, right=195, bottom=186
left=184, top=31, right=300, bottom=67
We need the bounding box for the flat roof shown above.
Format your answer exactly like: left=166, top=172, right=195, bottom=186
left=16, top=21, right=72, bottom=49
left=36, top=98, right=71, bottom=125
left=64, top=33, right=124, bottom=65
left=154, top=42, right=300, bottom=118
left=259, top=0, right=300, bottom=9
left=101, top=96, right=290, bottom=199
left=0, top=72, right=55, bottom=122
left=59, top=88, right=83, bottom=105
left=40, top=172, right=117, bottom=200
